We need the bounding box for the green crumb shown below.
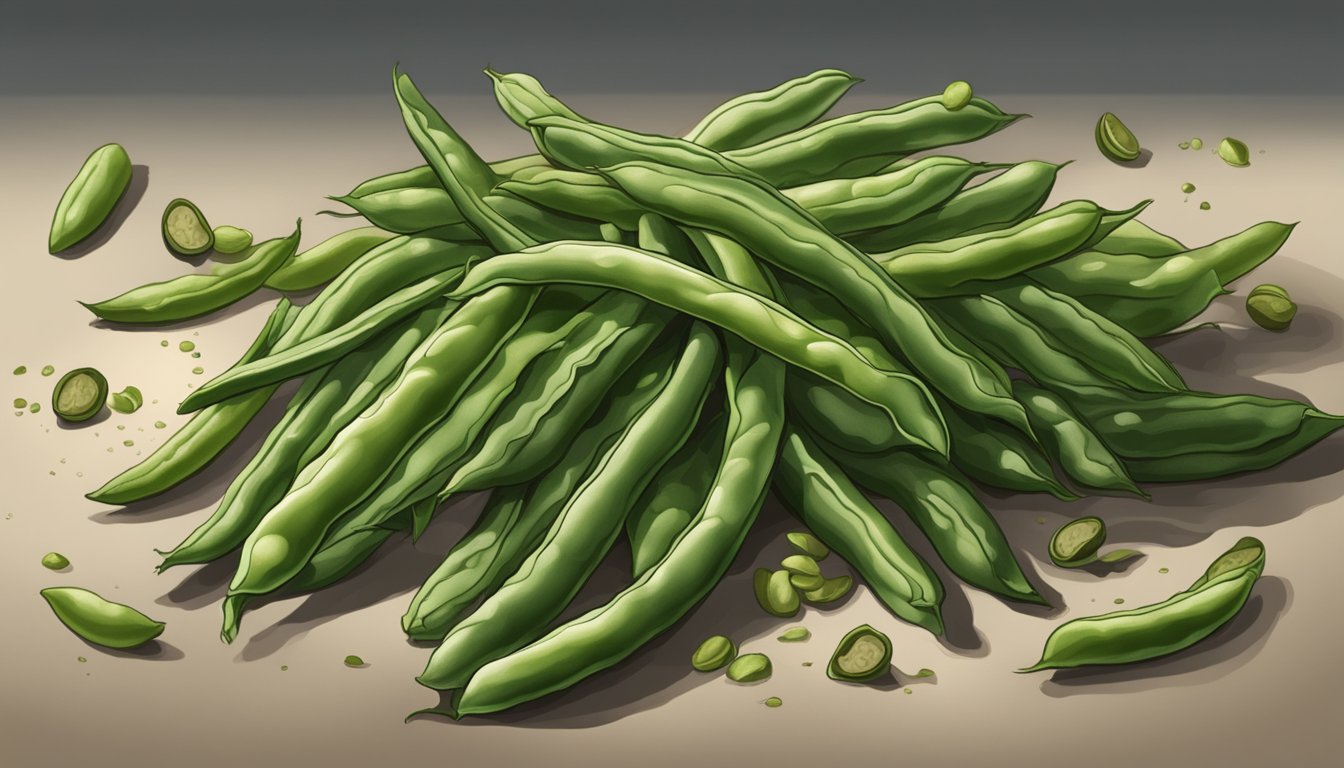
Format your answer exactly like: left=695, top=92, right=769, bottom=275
left=13, top=365, right=26, bottom=375
left=778, top=627, right=811, bottom=642
left=160, top=340, right=169, bottom=347
left=41, top=552, right=70, bottom=570
left=802, top=662, right=813, bottom=667
left=178, top=341, right=196, bottom=353
left=30, top=402, right=40, bottom=413
left=904, top=688, right=913, bottom=695
left=41, top=365, right=55, bottom=376
left=1035, top=516, right=1047, bottom=525
left=916, top=668, right=935, bottom=678
left=154, top=421, right=167, bottom=429
left=764, top=697, right=783, bottom=708
left=1199, top=201, right=1211, bottom=210
left=344, top=655, right=365, bottom=667
left=77, top=656, right=87, bottom=663
left=1181, top=182, right=1196, bottom=193
left=191, top=352, right=201, bottom=359
left=13, top=398, right=27, bottom=409
left=280, top=665, right=289, bottom=671
left=116, top=424, right=125, bottom=430
left=192, top=367, right=204, bottom=375
left=1158, top=567, right=1170, bottom=574
left=123, top=440, right=134, bottom=447
left=1114, top=598, right=1126, bottom=604
left=1191, top=137, right=1204, bottom=150
left=1178, top=141, right=1189, bottom=150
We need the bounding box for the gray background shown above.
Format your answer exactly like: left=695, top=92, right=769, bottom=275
left=2, top=0, right=1340, bottom=95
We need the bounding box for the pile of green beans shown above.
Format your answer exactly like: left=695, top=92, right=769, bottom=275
left=75, top=66, right=1336, bottom=717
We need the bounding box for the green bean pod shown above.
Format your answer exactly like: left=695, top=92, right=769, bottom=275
left=1021, top=537, right=1265, bottom=672
left=874, top=200, right=1150, bottom=297
left=1045, top=383, right=1344, bottom=467
left=1014, top=380, right=1145, bottom=497
left=719, top=95, right=1025, bottom=186
left=847, top=160, right=1065, bottom=252
left=221, top=286, right=537, bottom=642
left=787, top=373, right=908, bottom=454
left=1091, top=219, right=1185, bottom=257
left=40, top=587, right=164, bottom=649
left=776, top=428, right=945, bottom=634
left=321, top=170, right=476, bottom=237
left=86, top=300, right=295, bottom=505
left=404, top=341, right=686, bottom=640
left=1119, top=413, right=1344, bottom=482
left=450, top=338, right=782, bottom=716
left=177, top=268, right=465, bottom=413
left=829, top=442, right=1047, bottom=605
left=444, top=239, right=947, bottom=455
left=81, top=223, right=300, bottom=324
left=626, top=411, right=727, bottom=578
left=394, top=68, right=530, bottom=252
left=264, top=227, right=395, bottom=292
left=156, top=299, right=456, bottom=570
left=684, top=68, right=861, bottom=150
left=49, top=142, right=133, bottom=253
left=417, top=324, right=721, bottom=691
left=940, top=400, right=1078, bottom=500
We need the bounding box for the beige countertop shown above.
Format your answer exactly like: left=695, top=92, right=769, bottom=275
left=1, top=92, right=1341, bottom=768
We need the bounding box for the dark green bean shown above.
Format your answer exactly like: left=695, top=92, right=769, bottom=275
left=450, top=337, right=781, bottom=716
left=827, top=440, right=1047, bottom=605
left=1021, top=537, right=1265, bottom=671
left=417, top=324, right=721, bottom=691
left=81, top=223, right=300, bottom=324
left=264, top=227, right=395, bottom=293
left=940, top=399, right=1078, bottom=500
left=404, top=340, right=686, bottom=641
left=86, top=300, right=295, bottom=505
left=776, top=427, right=945, bottom=634
left=49, top=143, right=133, bottom=253
left=847, top=160, right=1066, bottom=253
left=444, top=239, right=947, bottom=454
left=1013, top=380, right=1145, bottom=497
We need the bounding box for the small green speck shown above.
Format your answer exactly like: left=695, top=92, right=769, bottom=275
left=916, top=668, right=935, bottom=678
left=777, top=627, right=811, bottom=642
left=179, top=341, right=196, bottom=353
left=1181, top=182, right=1196, bottom=194
left=41, top=552, right=70, bottom=570
left=123, top=440, right=134, bottom=447
left=344, top=655, right=364, bottom=667
left=764, top=697, right=783, bottom=708
left=192, top=367, right=204, bottom=375
left=154, top=421, right=167, bottom=429
left=1158, top=567, right=1170, bottom=574
left=160, top=340, right=169, bottom=347
left=41, top=365, right=55, bottom=376
left=106, top=447, right=113, bottom=453
left=29, top=402, right=40, bottom=413
left=13, top=365, right=26, bottom=375
left=48, top=470, right=55, bottom=476
left=191, top=352, right=201, bottom=359
left=280, top=665, right=289, bottom=671
left=802, top=662, right=813, bottom=667
left=904, top=688, right=913, bottom=695
left=1190, top=137, right=1204, bottom=150
left=77, top=656, right=87, bottom=663
left=13, top=398, right=27, bottom=409
left=116, top=424, right=125, bottom=430
left=1199, top=201, right=1211, bottom=210
left=1178, top=141, right=1190, bottom=150
left=1114, top=598, right=1126, bottom=604
left=1035, top=516, right=1047, bottom=525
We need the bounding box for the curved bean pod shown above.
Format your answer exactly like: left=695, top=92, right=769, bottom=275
left=684, top=68, right=860, bottom=150
left=264, top=227, right=395, bottom=293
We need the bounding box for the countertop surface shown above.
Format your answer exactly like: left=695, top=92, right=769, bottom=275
left=2, top=91, right=1342, bottom=768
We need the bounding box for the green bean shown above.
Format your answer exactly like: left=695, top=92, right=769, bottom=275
left=787, top=372, right=907, bottom=454
left=785, top=156, right=1003, bottom=235
left=1013, top=380, right=1145, bottom=497
left=1119, top=412, right=1344, bottom=482
left=827, top=441, right=1046, bottom=605
left=626, top=412, right=727, bottom=578
left=847, top=160, right=1065, bottom=253
left=221, top=286, right=536, bottom=642
left=874, top=200, right=1150, bottom=297
left=1091, top=219, right=1185, bottom=257
left=444, top=239, right=947, bottom=454
left=581, top=159, right=1030, bottom=440
left=684, top=68, right=860, bottom=150
left=81, top=223, right=300, bottom=324
left=417, top=324, right=720, bottom=690
left=499, top=168, right=646, bottom=230
left=450, top=337, right=782, bottom=715
left=49, top=143, right=133, bottom=253
left=86, top=300, right=295, bottom=505
left=320, top=173, right=478, bottom=238
left=394, top=68, right=529, bottom=252
left=404, top=341, right=686, bottom=641
left=1045, top=383, right=1344, bottom=465
left=940, top=400, right=1078, bottom=500
left=264, top=227, right=395, bottom=292
left=986, top=283, right=1186, bottom=392
left=1021, top=537, right=1265, bottom=672
left=156, top=299, right=455, bottom=570
left=177, top=268, right=465, bottom=413
left=719, top=95, right=1024, bottom=186
left=40, top=587, right=164, bottom=649
left=776, top=427, right=944, bottom=634
left=445, top=305, right=670, bottom=493
left=274, top=235, right=487, bottom=351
